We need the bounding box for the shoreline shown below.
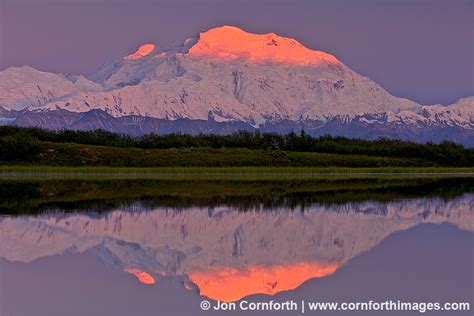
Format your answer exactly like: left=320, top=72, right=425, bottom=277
left=2, top=166, right=474, bottom=181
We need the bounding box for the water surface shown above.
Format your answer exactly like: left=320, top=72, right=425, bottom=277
left=0, top=177, right=473, bottom=315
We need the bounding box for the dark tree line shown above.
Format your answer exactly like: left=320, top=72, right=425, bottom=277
left=1, top=126, right=473, bottom=166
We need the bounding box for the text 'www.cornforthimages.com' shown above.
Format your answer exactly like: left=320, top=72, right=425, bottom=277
left=200, top=299, right=471, bottom=314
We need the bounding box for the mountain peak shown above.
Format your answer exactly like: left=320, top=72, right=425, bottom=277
left=188, top=25, right=339, bottom=66
left=2, top=65, right=40, bottom=74
left=124, top=43, right=156, bottom=60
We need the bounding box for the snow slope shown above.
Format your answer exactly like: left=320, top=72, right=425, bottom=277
left=0, top=66, right=102, bottom=111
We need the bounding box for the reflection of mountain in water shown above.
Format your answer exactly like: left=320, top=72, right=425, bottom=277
left=2, top=177, right=473, bottom=214
left=1, top=194, right=472, bottom=301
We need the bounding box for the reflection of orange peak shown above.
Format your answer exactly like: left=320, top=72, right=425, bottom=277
left=188, top=261, right=339, bottom=302
left=124, top=44, right=155, bottom=60
left=124, top=268, right=155, bottom=285
left=189, top=25, right=339, bottom=65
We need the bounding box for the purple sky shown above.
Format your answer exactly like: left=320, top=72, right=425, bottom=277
left=0, top=0, right=472, bottom=105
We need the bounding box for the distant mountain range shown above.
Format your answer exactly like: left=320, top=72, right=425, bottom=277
left=1, top=25, right=472, bottom=146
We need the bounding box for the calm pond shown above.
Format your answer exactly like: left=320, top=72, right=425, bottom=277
left=1, top=176, right=473, bottom=315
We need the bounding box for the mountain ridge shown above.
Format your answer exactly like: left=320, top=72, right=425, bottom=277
left=0, top=25, right=472, bottom=145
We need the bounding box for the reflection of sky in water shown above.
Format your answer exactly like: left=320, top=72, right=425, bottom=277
left=0, top=194, right=473, bottom=315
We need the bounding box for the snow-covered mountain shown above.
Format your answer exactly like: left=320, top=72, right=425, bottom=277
left=0, top=195, right=473, bottom=301
left=0, top=25, right=472, bottom=145
left=0, top=66, right=102, bottom=111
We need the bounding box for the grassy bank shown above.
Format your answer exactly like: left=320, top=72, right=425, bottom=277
left=2, top=126, right=473, bottom=168
left=3, top=141, right=438, bottom=167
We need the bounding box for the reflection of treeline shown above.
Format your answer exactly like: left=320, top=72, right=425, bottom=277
left=1, top=126, right=473, bottom=167
left=1, top=177, right=472, bottom=214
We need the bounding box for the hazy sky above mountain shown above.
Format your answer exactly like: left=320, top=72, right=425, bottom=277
left=0, top=0, right=472, bottom=105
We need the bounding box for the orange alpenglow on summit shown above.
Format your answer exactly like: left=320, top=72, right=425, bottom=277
left=188, top=261, right=339, bottom=302
left=124, top=44, right=155, bottom=60
left=188, top=25, right=340, bottom=66
left=124, top=268, right=156, bottom=285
